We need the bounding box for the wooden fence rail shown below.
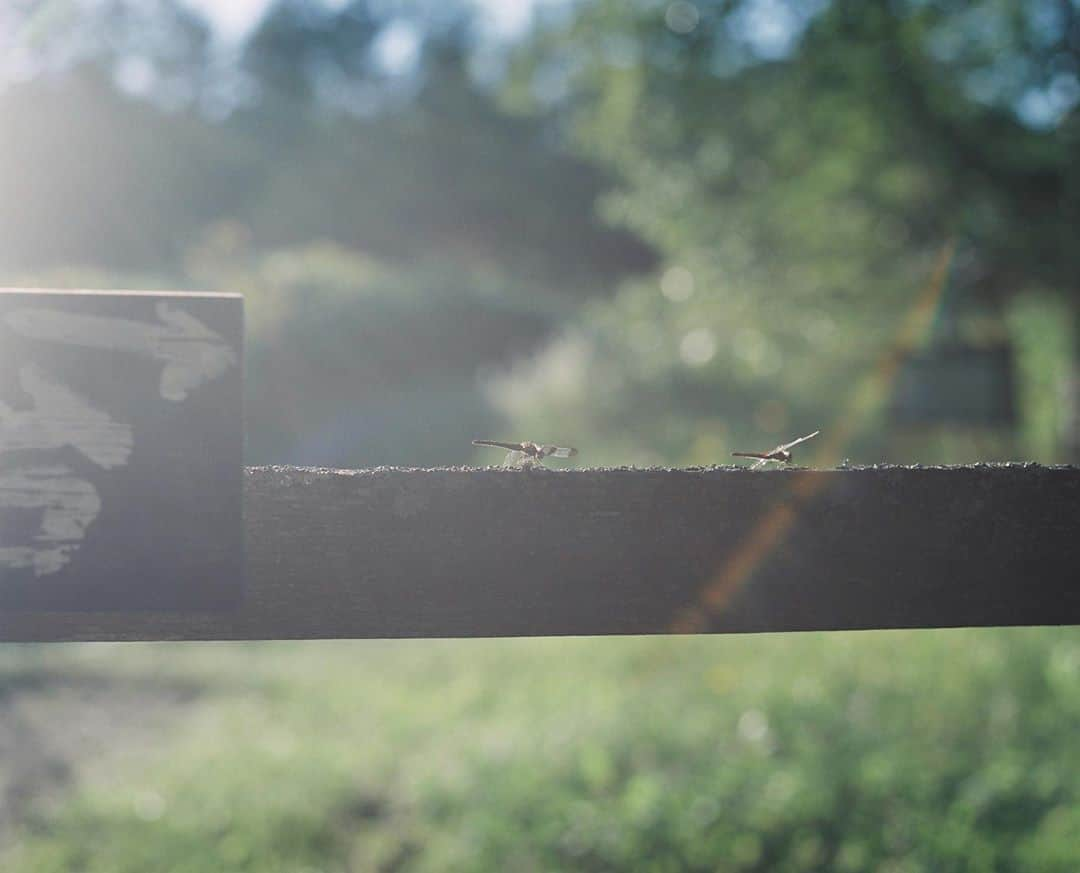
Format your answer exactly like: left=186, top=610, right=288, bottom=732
left=2, top=464, right=1078, bottom=641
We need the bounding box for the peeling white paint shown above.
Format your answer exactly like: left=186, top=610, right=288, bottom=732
left=0, top=365, right=133, bottom=469
left=6, top=301, right=237, bottom=402
left=0, top=465, right=101, bottom=576
left=0, top=366, right=133, bottom=578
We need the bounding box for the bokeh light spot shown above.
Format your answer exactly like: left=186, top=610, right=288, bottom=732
left=680, top=327, right=716, bottom=366
left=660, top=265, right=695, bottom=301
left=665, top=1, right=700, bottom=35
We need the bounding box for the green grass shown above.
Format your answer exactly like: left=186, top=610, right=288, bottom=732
left=2, top=629, right=1079, bottom=871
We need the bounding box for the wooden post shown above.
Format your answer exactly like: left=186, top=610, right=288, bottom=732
left=0, top=289, right=243, bottom=612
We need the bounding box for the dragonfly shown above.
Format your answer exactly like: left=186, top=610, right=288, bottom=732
left=731, top=431, right=820, bottom=469
left=472, top=439, right=578, bottom=468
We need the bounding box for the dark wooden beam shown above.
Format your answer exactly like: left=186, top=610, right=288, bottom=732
left=2, top=464, right=1078, bottom=641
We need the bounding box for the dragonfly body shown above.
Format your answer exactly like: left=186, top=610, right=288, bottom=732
left=732, top=431, right=820, bottom=469
left=473, top=439, right=578, bottom=467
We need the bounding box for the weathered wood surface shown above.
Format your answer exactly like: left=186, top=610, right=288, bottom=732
left=0, top=288, right=243, bottom=612
left=2, top=464, right=1078, bottom=641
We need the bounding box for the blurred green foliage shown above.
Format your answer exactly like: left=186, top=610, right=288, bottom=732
left=2, top=630, right=1079, bottom=872
left=0, top=4, right=652, bottom=288
left=4, top=0, right=1077, bottom=465
left=488, top=0, right=1079, bottom=464
left=0, top=1, right=655, bottom=466
left=196, top=238, right=573, bottom=465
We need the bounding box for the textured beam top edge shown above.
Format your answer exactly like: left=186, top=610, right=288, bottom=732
left=248, top=462, right=1079, bottom=475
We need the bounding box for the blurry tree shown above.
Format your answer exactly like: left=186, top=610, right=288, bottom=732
left=193, top=240, right=571, bottom=466
left=235, top=16, right=655, bottom=286
left=0, top=0, right=654, bottom=292
left=0, top=0, right=657, bottom=465
left=0, top=71, right=260, bottom=270
left=491, top=0, right=1079, bottom=464
left=0, top=0, right=258, bottom=270
left=6, top=0, right=1077, bottom=464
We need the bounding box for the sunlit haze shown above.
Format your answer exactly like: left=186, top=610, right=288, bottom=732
left=180, top=0, right=541, bottom=43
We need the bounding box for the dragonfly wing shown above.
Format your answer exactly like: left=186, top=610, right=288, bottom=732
left=751, top=457, right=771, bottom=469
left=474, top=439, right=523, bottom=452
left=503, top=450, right=525, bottom=467
left=778, top=431, right=820, bottom=452
left=545, top=446, right=577, bottom=458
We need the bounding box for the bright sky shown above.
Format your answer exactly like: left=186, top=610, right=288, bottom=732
left=179, top=0, right=539, bottom=44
